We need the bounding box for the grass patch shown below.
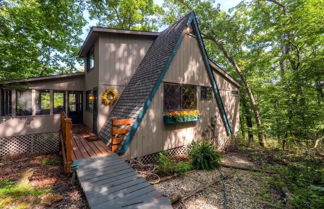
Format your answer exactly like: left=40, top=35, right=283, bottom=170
left=0, top=180, right=51, bottom=208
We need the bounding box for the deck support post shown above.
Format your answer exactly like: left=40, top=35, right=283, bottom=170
left=64, top=118, right=73, bottom=173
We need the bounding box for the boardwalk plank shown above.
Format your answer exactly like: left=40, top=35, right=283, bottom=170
left=75, top=152, right=172, bottom=209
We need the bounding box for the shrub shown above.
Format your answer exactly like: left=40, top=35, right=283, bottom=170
left=157, top=152, right=175, bottom=174
left=189, top=141, right=222, bottom=170
left=174, top=161, right=192, bottom=175
left=157, top=152, right=193, bottom=175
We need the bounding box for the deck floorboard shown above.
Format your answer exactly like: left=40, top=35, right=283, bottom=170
left=71, top=125, right=110, bottom=161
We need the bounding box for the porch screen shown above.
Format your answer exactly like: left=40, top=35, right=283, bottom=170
left=164, top=83, right=197, bottom=111
left=36, top=90, right=50, bottom=115
left=16, top=90, right=32, bottom=116
left=53, top=92, right=65, bottom=114
left=1, top=89, right=12, bottom=116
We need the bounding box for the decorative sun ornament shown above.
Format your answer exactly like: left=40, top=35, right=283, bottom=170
left=102, top=88, right=118, bottom=105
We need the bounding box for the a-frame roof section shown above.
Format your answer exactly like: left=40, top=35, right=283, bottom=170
left=104, top=12, right=232, bottom=154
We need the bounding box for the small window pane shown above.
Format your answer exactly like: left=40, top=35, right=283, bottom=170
left=87, top=50, right=94, bottom=71
left=16, top=90, right=32, bottom=116
left=69, top=93, right=76, bottom=111
left=36, top=90, right=50, bottom=115
left=164, top=83, right=181, bottom=111
left=182, top=85, right=197, bottom=109
left=53, top=92, right=65, bottom=114
left=201, top=86, right=213, bottom=100
left=1, top=89, right=12, bottom=116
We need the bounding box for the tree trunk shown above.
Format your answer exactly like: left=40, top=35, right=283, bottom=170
left=242, top=93, right=254, bottom=144
left=203, top=34, right=264, bottom=147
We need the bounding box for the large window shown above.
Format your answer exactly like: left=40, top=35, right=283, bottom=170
left=53, top=91, right=65, bottom=114
left=86, top=49, right=94, bottom=71
left=16, top=90, right=32, bottom=116
left=36, top=90, right=50, bottom=115
left=201, top=86, right=213, bottom=100
left=86, top=90, right=93, bottom=111
left=164, top=83, right=197, bottom=111
left=1, top=89, right=12, bottom=116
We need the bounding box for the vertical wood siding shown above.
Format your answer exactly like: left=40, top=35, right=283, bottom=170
left=123, top=34, right=240, bottom=159
left=97, top=35, right=154, bottom=131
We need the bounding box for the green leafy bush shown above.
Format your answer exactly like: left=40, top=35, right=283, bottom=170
left=270, top=164, right=324, bottom=209
left=174, top=161, right=192, bottom=175
left=189, top=141, right=222, bottom=170
left=157, top=152, right=192, bottom=175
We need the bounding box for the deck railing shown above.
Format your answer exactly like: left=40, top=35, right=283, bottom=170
left=111, top=118, right=134, bottom=152
left=60, top=112, right=73, bottom=174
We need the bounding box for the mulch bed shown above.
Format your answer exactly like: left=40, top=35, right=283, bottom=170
left=0, top=152, right=88, bottom=209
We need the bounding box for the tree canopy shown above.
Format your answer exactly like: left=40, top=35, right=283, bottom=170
left=0, top=0, right=86, bottom=81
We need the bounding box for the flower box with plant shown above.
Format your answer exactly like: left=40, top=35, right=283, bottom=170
left=163, top=110, right=201, bottom=124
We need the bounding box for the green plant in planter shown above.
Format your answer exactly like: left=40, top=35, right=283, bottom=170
left=189, top=141, right=222, bottom=170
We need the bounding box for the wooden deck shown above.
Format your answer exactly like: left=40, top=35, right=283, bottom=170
left=72, top=125, right=111, bottom=161
left=75, top=153, right=172, bottom=209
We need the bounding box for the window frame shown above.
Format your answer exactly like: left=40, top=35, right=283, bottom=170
left=1, top=89, right=12, bottom=116
left=35, top=90, right=51, bottom=115
left=200, top=86, right=213, bottom=100
left=53, top=91, right=66, bottom=114
left=163, top=82, right=197, bottom=111
left=16, top=90, right=32, bottom=116
left=86, top=48, right=94, bottom=71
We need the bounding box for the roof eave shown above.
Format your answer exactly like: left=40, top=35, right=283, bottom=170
left=79, top=27, right=160, bottom=58
left=209, top=60, right=241, bottom=88
left=0, top=72, right=85, bottom=85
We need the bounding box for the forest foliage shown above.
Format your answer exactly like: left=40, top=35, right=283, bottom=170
left=0, top=0, right=323, bottom=148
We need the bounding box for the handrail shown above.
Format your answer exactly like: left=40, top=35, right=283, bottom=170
left=111, top=118, right=134, bottom=152
left=60, top=112, right=73, bottom=174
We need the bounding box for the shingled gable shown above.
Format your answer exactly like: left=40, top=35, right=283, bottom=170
left=99, top=12, right=232, bottom=154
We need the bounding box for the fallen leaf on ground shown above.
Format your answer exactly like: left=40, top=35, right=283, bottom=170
left=40, top=194, right=63, bottom=205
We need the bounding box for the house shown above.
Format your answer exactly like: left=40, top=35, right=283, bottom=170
left=0, top=12, right=240, bottom=159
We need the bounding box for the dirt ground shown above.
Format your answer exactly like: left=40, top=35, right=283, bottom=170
left=153, top=152, right=278, bottom=209
left=0, top=150, right=292, bottom=209
left=0, top=153, right=88, bottom=209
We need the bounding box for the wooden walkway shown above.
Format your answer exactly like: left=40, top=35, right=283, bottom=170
left=72, top=125, right=111, bottom=161
left=74, top=153, right=172, bottom=209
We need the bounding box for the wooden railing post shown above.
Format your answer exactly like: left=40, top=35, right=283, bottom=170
left=64, top=118, right=73, bottom=173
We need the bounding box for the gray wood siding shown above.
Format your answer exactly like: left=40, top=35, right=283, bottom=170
left=123, top=34, right=239, bottom=159
left=97, top=35, right=153, bottom=132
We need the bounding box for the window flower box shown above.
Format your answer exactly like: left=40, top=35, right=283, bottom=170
left=164, top=110, right=201, bottom=124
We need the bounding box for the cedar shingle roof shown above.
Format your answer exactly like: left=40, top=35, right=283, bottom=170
left=99, top=12, right=193, bottom=143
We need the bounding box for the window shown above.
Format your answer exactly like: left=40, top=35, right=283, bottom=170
left=1, top=89, right=12, bottom=116
left=53, top=92, right=65, bottom=114
left=182, top=85, right=197, bottom=109
left=16, top=90, right=32, bottom=116
left=201, top=86, right=213, bottom=100
left=164, top=83, right=197, bottom=111
left=36, top=90, right=50, bottom=115
left=86, top=49, right=94, bottom=71
left=86, top=90, right=93, bottom=111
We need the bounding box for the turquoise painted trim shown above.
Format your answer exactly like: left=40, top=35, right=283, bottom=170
left=117, top=12, right=232, bottom=154
left=117, top=31, right=188, bottom=154
left=191, top=16, right=232, bottom=135
left=163, top=116, right=201, bottom=124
